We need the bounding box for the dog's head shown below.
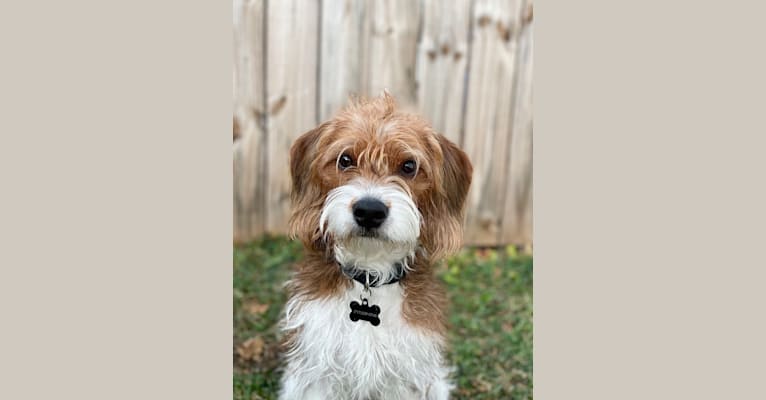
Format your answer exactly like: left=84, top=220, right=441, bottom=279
left=289, top=93, right=472, bottom=267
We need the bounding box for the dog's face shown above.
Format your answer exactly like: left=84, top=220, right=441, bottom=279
left=289, top=94, right=472, bottom=263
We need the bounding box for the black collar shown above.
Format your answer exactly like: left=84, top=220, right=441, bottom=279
left=338, top=262, right=406, bottom=287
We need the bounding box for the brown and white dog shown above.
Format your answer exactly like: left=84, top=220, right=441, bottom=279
left=279, top=93, right=472, bottom=400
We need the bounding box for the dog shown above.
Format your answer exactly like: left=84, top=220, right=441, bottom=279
left=279, top=92, right=472, bottom=400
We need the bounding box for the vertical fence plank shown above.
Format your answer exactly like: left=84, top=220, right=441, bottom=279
left=416, top=0, right=471, bottom=144
left=320, top=0, right=421, bottom=120
left=461, top=0, right=524, bottom=246
left=233, top=0, right=266, bottom=243
left=319, top=0, right=367, bottom=121
left=265, top=0, right=319, bottom=233
left=501, top=0, right=533, bottom=245
left=364, top=0, right=422, bottom=110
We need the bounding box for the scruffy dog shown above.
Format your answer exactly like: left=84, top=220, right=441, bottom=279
left=279, top=93, right=472, bottom=400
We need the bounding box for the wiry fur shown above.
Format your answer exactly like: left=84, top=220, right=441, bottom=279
left=280, top=283, right=453, bottom=400
left=320, top=179, right=421, bottom=284
left=280, top=93, right=472, bottom=400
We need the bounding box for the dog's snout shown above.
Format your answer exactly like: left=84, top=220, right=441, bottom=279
left=352, top=198, right=388, bottom=229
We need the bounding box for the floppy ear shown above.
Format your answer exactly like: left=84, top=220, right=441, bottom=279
left=289, top=124, right=325, bottom=200
left=288, top=123, right=329, bottom=249
left=422, top=134, right=473, bottom=259
left=437, top=135, right=472, bottom=218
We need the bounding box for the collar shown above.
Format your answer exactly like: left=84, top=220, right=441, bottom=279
left=338, top=262, right=406, bottom=288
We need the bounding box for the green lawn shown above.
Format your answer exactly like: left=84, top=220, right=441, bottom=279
left=234, top=236, right=532, bottom=399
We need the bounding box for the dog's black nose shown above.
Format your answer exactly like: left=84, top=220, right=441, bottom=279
left=353, top=198, right=388, bottom=229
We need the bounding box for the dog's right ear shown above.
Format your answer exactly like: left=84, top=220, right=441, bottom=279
left=288, top=122, right=329, bottom=249
left=289, top=122, right=328, bottom=200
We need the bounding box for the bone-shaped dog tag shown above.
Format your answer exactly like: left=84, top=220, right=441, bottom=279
left=349, top=299, right=380, bottom=326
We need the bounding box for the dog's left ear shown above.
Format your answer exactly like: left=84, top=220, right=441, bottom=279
left=422, top=134, right=473, bottom=259
left=437, top=135, right=472, bottom=218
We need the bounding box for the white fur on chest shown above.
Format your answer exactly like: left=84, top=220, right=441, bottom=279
left=280, top=282, right=452, bottom=400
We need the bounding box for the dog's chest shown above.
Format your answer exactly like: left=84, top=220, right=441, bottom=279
left=285, top=283, right=444, bottom=393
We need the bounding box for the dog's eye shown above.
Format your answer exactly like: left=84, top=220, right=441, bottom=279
left=400, top=160, right=417, bottom=177
left=338, top=153, right=355, bottom=170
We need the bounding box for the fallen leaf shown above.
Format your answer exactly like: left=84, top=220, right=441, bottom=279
left=237, top=337, right=264, bottom=362
left=244, top=300, right=269, bottom=316
left=476, top=248, right=490, bottom=259
left=473, top=376, right=492, bottom=392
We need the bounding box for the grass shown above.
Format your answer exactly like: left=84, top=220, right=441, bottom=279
left=234, top=236, right=532, bottom=399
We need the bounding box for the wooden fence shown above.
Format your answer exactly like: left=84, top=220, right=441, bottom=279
left=233, top=0, right=533, bottom=246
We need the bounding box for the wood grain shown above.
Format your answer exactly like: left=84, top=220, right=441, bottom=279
left=462, top=0, right=525, bottom=245
left=265, top=0, right=319, bottom=233
left=363, top=0, right=422, bottom=110
left=416, top=0, right=471, bottom=144
left=501, top=0, right=533, bottom=245
left=233, top=0, right=267, bottom=242
left=318, top=0, right=367, bottom=121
